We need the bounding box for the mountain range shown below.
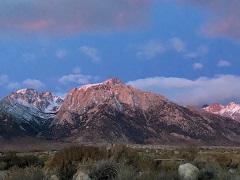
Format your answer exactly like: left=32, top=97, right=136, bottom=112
left=203, top=102, right=240, bottom=122
left=0, top=89, right=63, bottom=138
left=0, top=78, right=240, bottom=146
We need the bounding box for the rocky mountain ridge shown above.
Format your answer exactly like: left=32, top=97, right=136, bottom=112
left=0, top=89, right=63, bottom=135
left=51, top=78, right=240, bottom=145
left=203, top=102, right=240, bottom=122
left=0, top=78, right=240, bottom=146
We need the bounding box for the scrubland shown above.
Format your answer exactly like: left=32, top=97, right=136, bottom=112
left=0, top=144, right=239, bottom=180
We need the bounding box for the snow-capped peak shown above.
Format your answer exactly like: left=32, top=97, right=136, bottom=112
left=78, top=83, right=103, bottom=91
left=16, top=89, right=28, bottom=94
left=77, top=78, right=122, bottom=91
left=0, top=89, right=64, bottom=126
left=203, top=102, right=240, bottom=122
left=8, top=88, right=63, bottom=113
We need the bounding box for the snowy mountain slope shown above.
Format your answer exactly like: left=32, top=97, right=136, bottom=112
left=203, top=102, right=240, bottom=122
left=0, top=89, right=63, bottom=134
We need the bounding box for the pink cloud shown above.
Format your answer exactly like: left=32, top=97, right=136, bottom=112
left=19, top=20, right=51, bottom=31
left=179, top=0, right=240, bottom=39
left=0, top=0, right=152, bottom=35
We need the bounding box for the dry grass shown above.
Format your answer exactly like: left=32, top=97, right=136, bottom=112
left=2, top=166, right=45, bottom=180
left=1, top=144, right=240, bottom=180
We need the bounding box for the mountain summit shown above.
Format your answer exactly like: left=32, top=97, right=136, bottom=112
left=0, top=89, right=63, bottom=135
left=51, top=78, right=240, bottom=145
left=203, top=102, right=240, bottom=122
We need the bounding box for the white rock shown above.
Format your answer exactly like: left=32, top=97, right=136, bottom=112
left=50, top=174, right=59, bottom=180
left=178, top=163, right=200, bottom=180
left=72, top=171, right=91, bottom=180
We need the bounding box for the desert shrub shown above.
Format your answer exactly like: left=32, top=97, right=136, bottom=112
left=45, top=160, right=77, bottom=180
left=157, top=161, right=179, bottom=180
left=139, top=170, right=178, bottom=180
left=193, top=154, right=237, bottom=180
left=177, top=145, right=198, bottom=161
left=159, top=150, right=174, bottom=159
left=110, top=145, right=158, bottom=172
left=0, top=161, right=7, bottom=170
left=198, top=161, right=222, bottom=180
left=160, top=160, right=179, bottom=173
left=89, top=160, right=118, bottom=180
left=110, top=144, right=139, bottom=163
left=212, top=153, right=232, bottom=168
left=22, top=154, right=45, bottom=167
left=0, top=152, right=20, bottom=169
left=44, top=145, right=110, bottom=180
left=3, top=166, right=45, bottom=180
left=0, top=152, right=44, bottom=170
left=193, top=155, right=209, bottom=169
left=58, top=160, right=77, bottom=180
left=115, top=164, right=137, bottom=180
left=87, top=159, right=160, bottom=180
left=117, top=165, right=177, bottom=180
left=38, top=153, right=50, bottom=164
left=44, top=145, right=181, bottom=180
left=236, top=163, right=240, bottom=175
left=133, top=155, right=157, bottom=172
left=45, top=145, right=109, bottom=170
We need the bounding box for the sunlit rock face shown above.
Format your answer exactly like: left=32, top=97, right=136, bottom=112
left=51, top=78, right=240, bottom=145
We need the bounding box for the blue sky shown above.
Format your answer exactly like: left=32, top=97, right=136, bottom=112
left=1, top=0, right=240, bottom=106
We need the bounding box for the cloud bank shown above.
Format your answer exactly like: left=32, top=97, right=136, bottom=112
left=0, top=0, right=152, bottom=35
left=58, top=73, right=96, bottom=85
left=128, top=75, right=240, bottom=106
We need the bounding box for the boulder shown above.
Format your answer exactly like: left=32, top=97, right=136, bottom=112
left=50, top=174, right=59, bottom=180
left=178, top=163, right=200, bottom=180
left=72, top=171, right=91, bottom=180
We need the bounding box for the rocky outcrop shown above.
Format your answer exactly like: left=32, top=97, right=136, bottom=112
left=72, top=171, right=91, bottom=180
left=178, top=163, right=200, bottom=180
